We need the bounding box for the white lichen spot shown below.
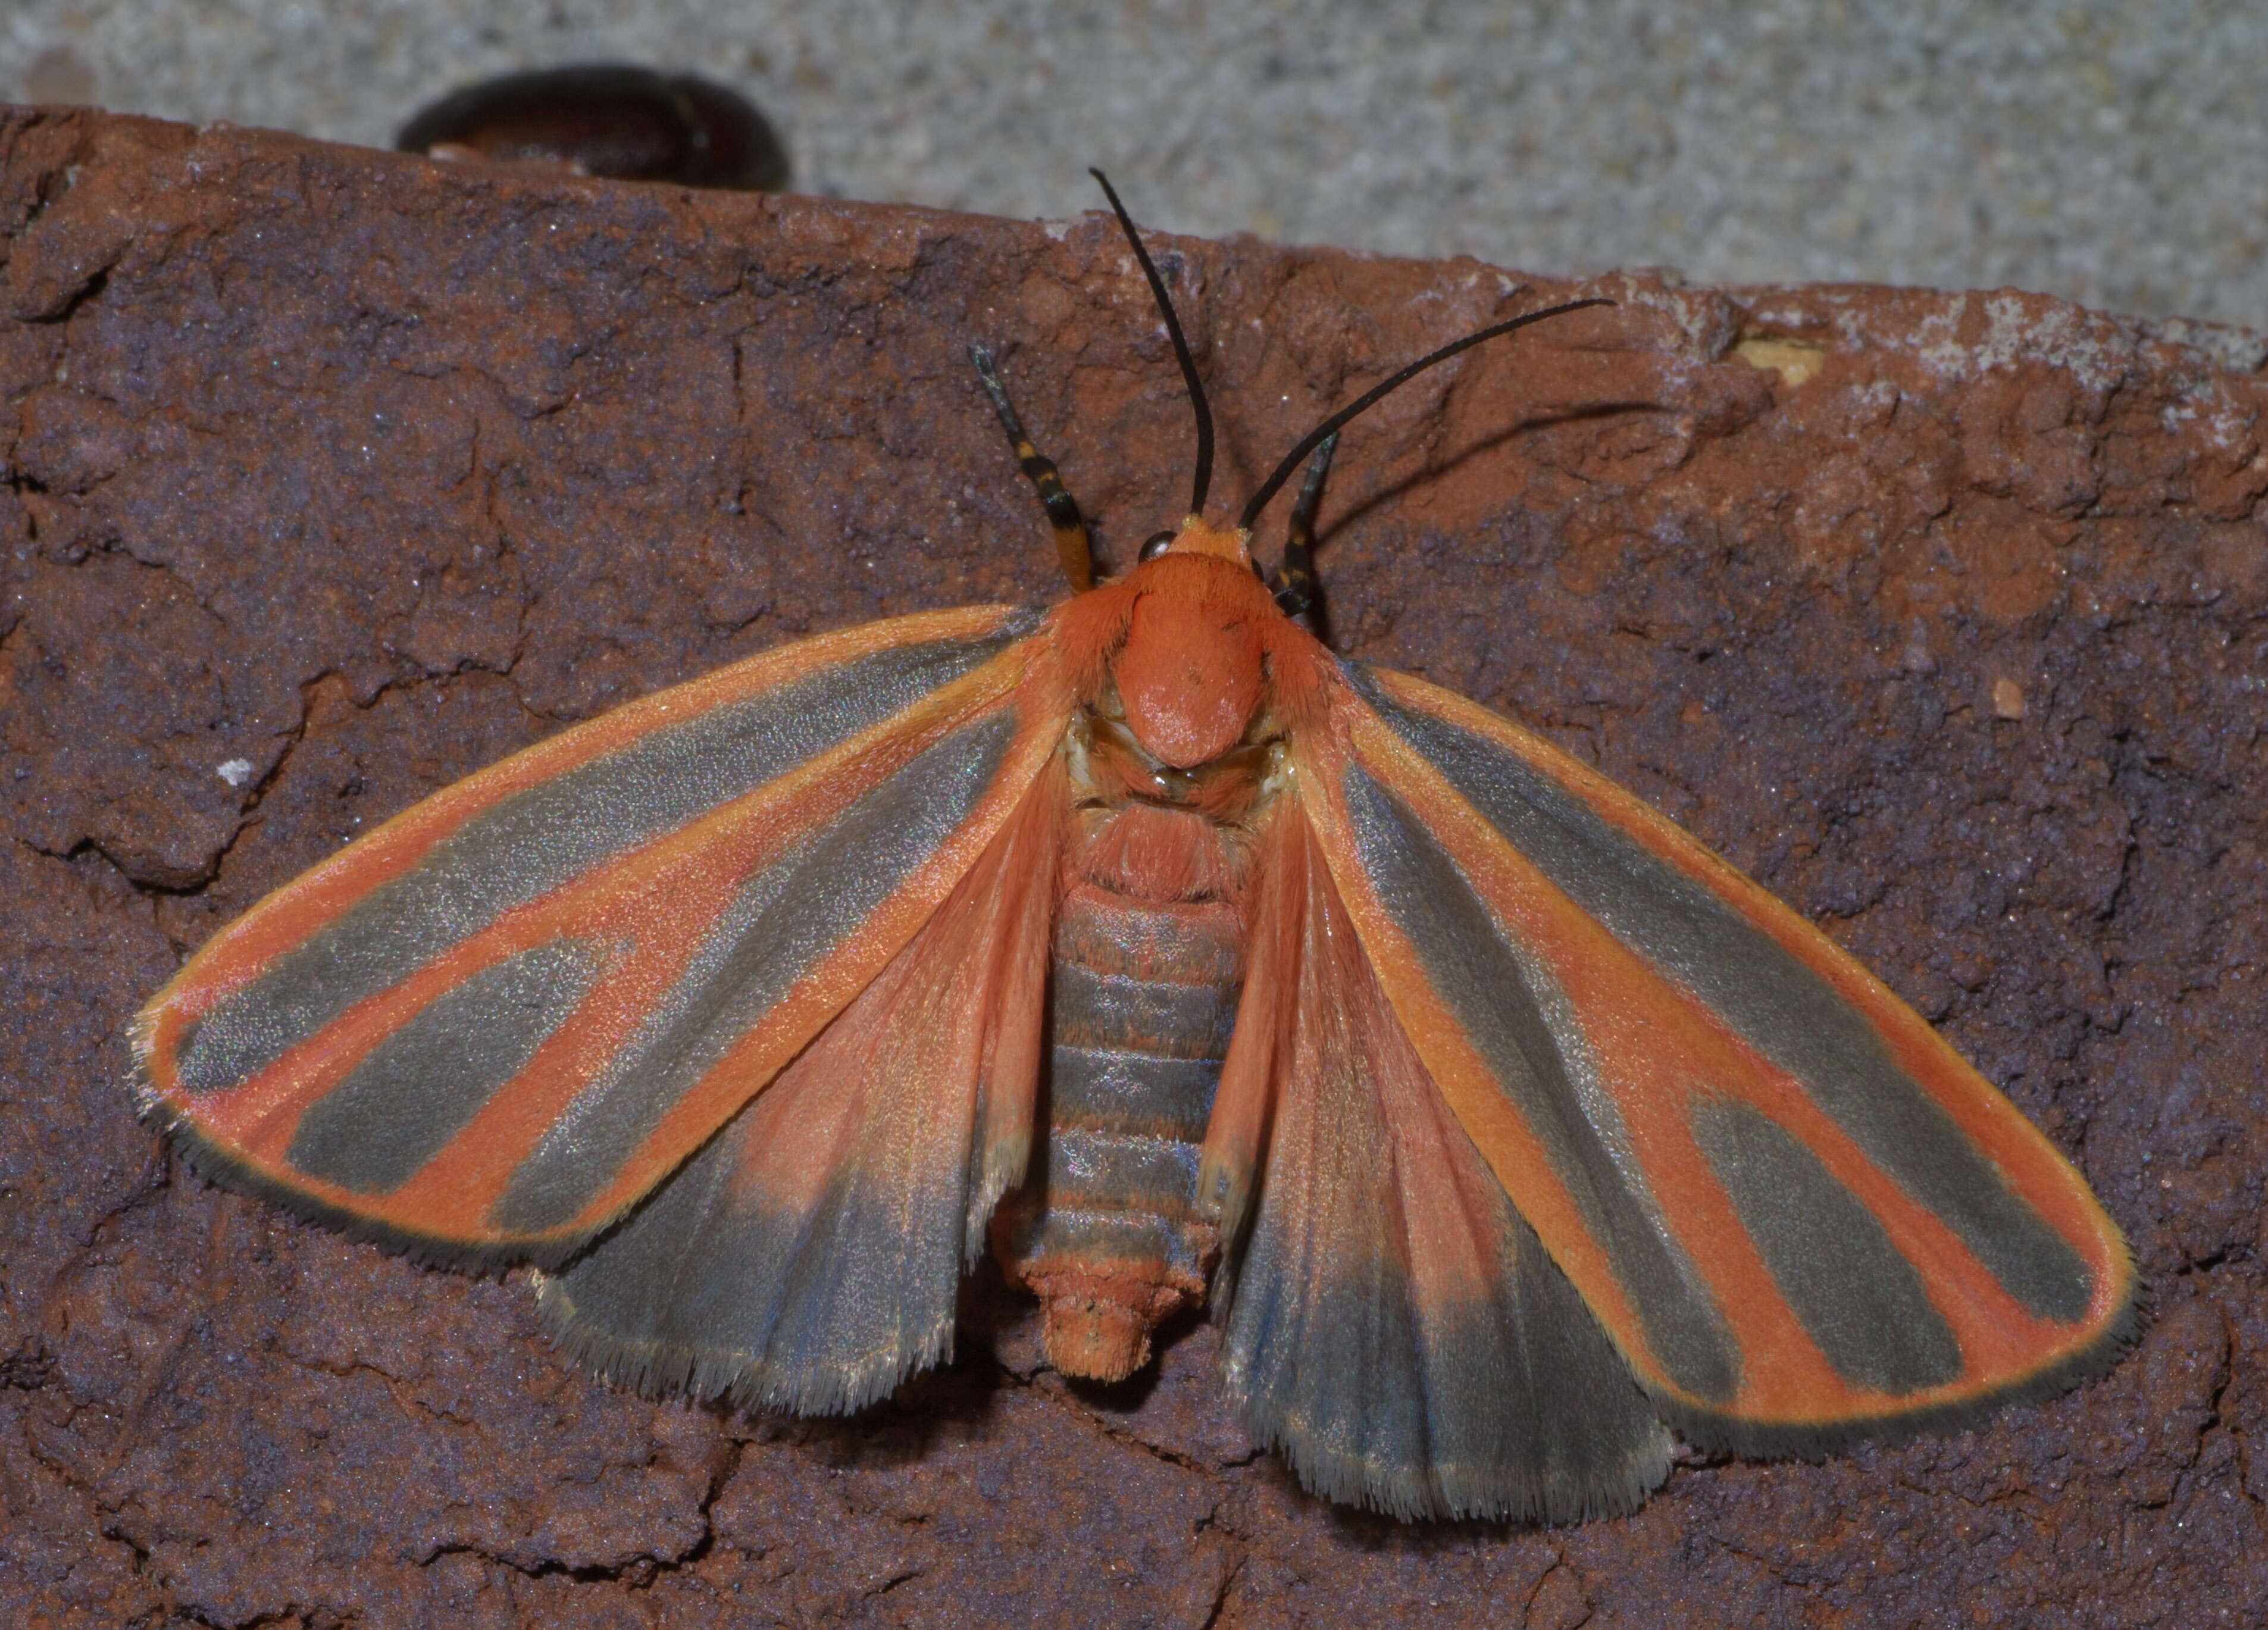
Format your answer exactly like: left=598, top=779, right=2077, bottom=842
left=1851, top=379, right=1901, bottom=417
left=1913, top=294, right=1976, bottom=381
left=1613, top=276, right=1743, bottom=361
left=2206, top=403, right=2254, bottom=453
left=1914, top=293, right=2132, bottom=397
left=216, top=758, right=255, bottom=787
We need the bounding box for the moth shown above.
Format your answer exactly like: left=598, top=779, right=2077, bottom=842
left=133, top=173, right=2135, bottom=1522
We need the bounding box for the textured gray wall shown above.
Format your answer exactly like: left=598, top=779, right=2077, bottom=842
left=7, top=0, right=2263, bottom=327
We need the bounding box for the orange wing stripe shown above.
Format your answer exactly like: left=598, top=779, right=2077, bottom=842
left=134, top=611, right=1064, bottom=1259
left=1302, top=665, right=2134, bottom=1429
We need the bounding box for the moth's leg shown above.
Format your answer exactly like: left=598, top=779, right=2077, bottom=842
left=969, top=344, right=1097, bottom=591
left=1271, top=430, right=1337, bottom=618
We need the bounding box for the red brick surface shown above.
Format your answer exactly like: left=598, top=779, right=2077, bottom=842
left=3, top=107, right=2263, bottom=1627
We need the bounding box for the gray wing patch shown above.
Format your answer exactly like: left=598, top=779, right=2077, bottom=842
left=536, top=1048, right=978, bottom=1418
left=1692, top=1098, right=1964, bottom=1394
left=284, top=940, right=603, bottom=1195
left=177, top=624, right=1033, bottom=1099
left=1341, top=767, right=1741, bottom=1405
left=489, top=708, right=1019, bottom=1235
left=1347, top=664, right=2095, bottom=1326
left=1218, top=848, right=1675, bottom=1521
left=1225, top=1190, right=1674, bottom=1524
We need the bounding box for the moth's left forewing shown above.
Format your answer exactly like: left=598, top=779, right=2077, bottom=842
left=1295, top=661, right=2136, bottom=1446
left=133, top=606, right=1066, bottom=1265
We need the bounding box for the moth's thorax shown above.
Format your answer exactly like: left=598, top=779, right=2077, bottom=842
left=1108, top=531, right=1282, bottom=770
left=1067, top=662, right=1288, bottom=890
left=1073, top=690, right=1278, bottom=806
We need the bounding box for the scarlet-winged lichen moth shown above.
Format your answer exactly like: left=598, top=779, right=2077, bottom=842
left=134, top=170, right=2135, bottom=1522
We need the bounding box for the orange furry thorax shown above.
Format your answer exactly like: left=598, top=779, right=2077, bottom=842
left=1051, top=518, right=1335, bottom=771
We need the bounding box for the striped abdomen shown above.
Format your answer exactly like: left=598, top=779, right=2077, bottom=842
left=994, top=726, right=1266, bottom=1379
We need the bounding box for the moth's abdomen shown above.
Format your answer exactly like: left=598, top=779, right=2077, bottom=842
left=994, top=872, right=1243, bottom=1381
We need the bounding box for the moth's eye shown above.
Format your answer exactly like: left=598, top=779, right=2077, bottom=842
left=1139, top=531, right=1175, bottom=561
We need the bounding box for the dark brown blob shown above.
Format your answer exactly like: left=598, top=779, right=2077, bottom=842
left=396, top=64, right=789, bottom=190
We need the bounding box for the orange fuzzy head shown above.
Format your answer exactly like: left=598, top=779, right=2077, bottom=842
left=1041, top=515, right=1335, bottom=772
left=1109, top=518, right=1280, bottom=768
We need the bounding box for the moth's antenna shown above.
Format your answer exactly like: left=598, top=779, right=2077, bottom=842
left=1237, top=297, right=1614, bottom=533
left=969, top=343, right=1096, bottom=590
left=1090, top=168, right=1215, bottom=520
left=1272, top=432, right=1336, bottom=618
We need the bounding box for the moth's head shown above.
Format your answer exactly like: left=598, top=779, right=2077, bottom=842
left=1109, top=514, right=1278, bottom=767
left=1135, top=514, right=1253, bottom=572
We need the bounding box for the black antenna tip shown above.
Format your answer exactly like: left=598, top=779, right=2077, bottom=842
left=1090, top=168, right=1216, bottom=520
left=1237, top=295, right=1615, bottom=531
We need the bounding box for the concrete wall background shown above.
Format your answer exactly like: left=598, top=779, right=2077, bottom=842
left=6, top=1, right=2262, bottom=328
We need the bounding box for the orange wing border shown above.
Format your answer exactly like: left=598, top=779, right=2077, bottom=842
left=1288, top=660, right=2135, bottom=1451
left=134, top=604, right=1067, bottom=1271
